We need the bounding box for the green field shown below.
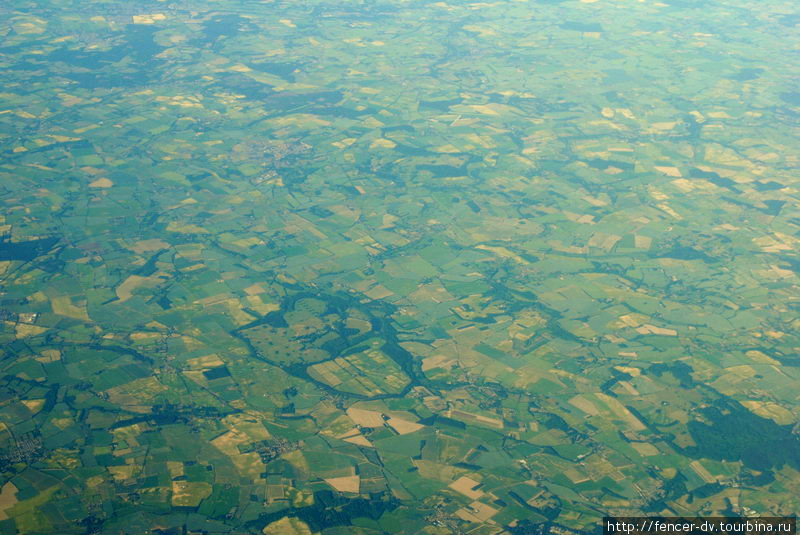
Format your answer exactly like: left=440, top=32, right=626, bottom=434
left=0, top=0, right=799, bottom=534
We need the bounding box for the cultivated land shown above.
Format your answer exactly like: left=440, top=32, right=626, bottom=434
left=0, top=0, right=799, bottom=534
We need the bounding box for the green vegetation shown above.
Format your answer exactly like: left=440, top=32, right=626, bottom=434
left=0, top=0, right=798, bottom=533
